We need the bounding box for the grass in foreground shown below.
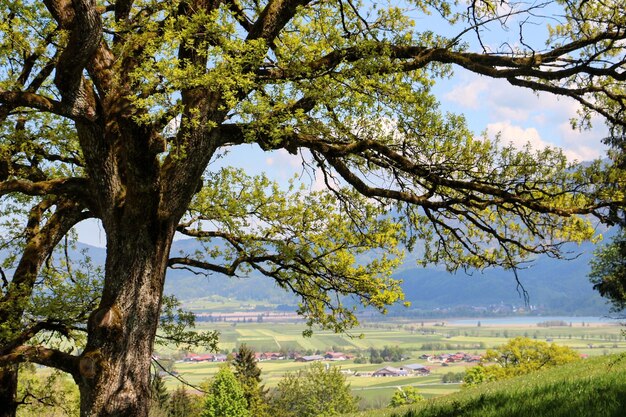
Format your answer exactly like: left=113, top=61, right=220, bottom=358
left=348, top=354, right=626, bottom=417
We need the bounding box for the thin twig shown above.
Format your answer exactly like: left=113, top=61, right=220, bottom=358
left=151, top=356, right=208, bottom=393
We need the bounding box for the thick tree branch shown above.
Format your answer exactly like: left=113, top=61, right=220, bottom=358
left=115, top=0, right=134, bottom=22
left=168, top=254, right=282, bottom=276
left=46, top=0, right=102, bottom=115
left=43, top=0, right=75, bottom=27
left=0, top=177, right=89, bottom=199
left=43, top=0, right=114, bottom=99
left=0, top=268, right=8, bottom=290
left=176, top=225, right=283, bottom=245
left=0, top=346, right=78, bottom=377
left=254, top=31, right=626, bottom=127
left=256, top=30, right=626, bottom=81
left=217, top=124, right=619, bottom=217
left=0, top=91, right=81, bottom=121
left=0, top=46, right=60, bottom=124
left=0, top=198, right=91, bottom=325
left=225, top=0, right=253, bottom=32
left=0, top=321, right=74, bottom=358
left=247, top=0, right=313, bottom=44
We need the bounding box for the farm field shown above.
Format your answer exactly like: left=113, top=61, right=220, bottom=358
left=160, top=318, right=626, bottom=409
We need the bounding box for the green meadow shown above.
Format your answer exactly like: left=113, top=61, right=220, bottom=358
left=160, top=319, right=626, bottom=409
left=347, top=354, right=626, bottom=417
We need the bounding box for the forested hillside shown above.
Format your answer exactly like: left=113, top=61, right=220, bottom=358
left=168, top=238, right=610, bottom=315
left=58, top=239, right=609, bottom=315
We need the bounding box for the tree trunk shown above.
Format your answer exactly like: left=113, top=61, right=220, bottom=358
left=76, top=219, right=175, bottom=417
left=0, top=365, right=18, bottom=417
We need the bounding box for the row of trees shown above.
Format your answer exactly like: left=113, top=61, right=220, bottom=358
left=441, top=372, right=466, bottom=384
left=420, top=342, right=486, bottom=351
left=0, top=0, right=625, bottom=415
left=353, top=345, right=406, bottom=364
left=369, top=346, right=406, bottom=363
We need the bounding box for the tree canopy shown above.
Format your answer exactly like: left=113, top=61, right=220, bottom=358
left=0, top=0, right=625, bottom=416
left=388, top=386, right=423, bottom=408
left=270, top=362, right=359, bottom=417
left=201, top=366, right=249, bottom=417
left=589, top=229, right=626, bottom=313
left=464, top=337, right=581, bottom=386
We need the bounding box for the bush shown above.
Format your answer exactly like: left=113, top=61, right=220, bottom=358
left=271, top=362, right=358, bottom=417
left=464, top=337, right=580, bottom=387
left=388, top=386, right=423, bottom=408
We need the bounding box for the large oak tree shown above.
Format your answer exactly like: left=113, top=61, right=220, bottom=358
left=0, top=0, right=625, bottom=416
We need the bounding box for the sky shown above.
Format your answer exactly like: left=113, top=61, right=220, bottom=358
left=74, top=2, right=611, bottom=247
left=438, top=70, right=608, bottom=163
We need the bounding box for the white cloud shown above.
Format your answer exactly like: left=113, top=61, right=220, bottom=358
left=263, top=149, right=304, bottom=177
left=555, top=119, right=607, bottom=162
left=310, top=169, right=328, bottom=192
left=485, top=120, right=607, bottom=162
left=444, top=77, right=489, bottom=109
left=442, top=71, right=609, bottom=162
left=274, top=149, right=303, bottom=168
left=486, top=122, right=549, bottom=150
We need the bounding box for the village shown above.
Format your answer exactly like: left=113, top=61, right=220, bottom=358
left=180, top=349, right=483, bottom=378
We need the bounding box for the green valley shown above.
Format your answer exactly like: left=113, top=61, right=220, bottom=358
left=155, top=318, right=626, bottom=410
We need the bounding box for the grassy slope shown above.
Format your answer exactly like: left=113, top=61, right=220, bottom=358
left=348, top=354, right=626, bottom=417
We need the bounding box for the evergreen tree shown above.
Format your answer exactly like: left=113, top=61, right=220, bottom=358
left=150, top=373, right=170, bottom=415
left=233, top=345, right=261, bottom=383
left=168, top=386, right=201, bottom=417
left=232, top=344, right=270, bottom=416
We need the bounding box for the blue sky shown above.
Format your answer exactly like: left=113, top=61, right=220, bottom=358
left=437, top=69, right=608, bottom=162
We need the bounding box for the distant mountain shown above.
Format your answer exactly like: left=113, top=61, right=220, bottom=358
left=3, top=235, right=611, bottom=316
left=165, top=237, right=612, bottom=315
left=393, top=248, right=609, bottom=316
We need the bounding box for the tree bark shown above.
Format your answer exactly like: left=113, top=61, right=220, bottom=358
left=0, top=364, right=18, bottom=417
left=76, top=218, right=176, bottom=417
